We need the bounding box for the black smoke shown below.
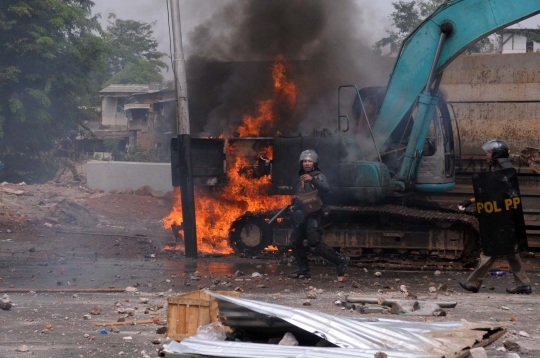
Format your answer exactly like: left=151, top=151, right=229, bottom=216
left=185, top=0, right=393, bottom=137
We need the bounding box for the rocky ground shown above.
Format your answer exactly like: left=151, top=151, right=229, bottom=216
left=0, top=180, right=539, bottom=358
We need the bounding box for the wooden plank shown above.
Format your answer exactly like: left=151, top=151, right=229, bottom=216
left=94, top=320, right=155, bottom=326
left=178, top=304, right=187, bottom=334
left=167, top=297, right=210, bottom=306
left=167, top=303, right=179, bottom=337
left=187, top=305, right=199, bottom=336
left=0, top=288, right=126, bottom=293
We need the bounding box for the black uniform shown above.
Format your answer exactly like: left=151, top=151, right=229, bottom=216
left=289, top=165, right=348, bottom=278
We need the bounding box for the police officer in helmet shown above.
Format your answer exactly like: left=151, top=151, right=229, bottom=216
left=459, top=139, right=531, bottom=294
left=288, top=149, right=349, bottom=280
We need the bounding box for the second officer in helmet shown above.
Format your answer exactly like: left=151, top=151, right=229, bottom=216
left=288, top=149, right=349, bottom=280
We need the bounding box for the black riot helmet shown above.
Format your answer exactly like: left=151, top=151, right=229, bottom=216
left=482, top=139, right=510, bottom=161
left=68, top=130, right=78, bottom=140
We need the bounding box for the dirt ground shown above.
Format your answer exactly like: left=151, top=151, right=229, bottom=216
left=1, top=180, right=539, bottom=358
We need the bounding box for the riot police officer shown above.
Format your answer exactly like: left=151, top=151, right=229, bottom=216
left=459, top=139, right=531, bottom=294
left=288, top=150, right=349, bottom=280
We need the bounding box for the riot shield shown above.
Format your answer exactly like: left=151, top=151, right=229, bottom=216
left=472, top=168, right=528, bottom=256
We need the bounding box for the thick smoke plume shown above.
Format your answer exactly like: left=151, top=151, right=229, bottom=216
left=186, top=0, right=392, bottom=137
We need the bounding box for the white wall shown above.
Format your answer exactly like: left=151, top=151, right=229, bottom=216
left=86, top=161, right=173, bottom=193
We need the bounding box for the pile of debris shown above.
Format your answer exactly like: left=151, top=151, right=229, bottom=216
left=161, top=291, right=507, bottom=358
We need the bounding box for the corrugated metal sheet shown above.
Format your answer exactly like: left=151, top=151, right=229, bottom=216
left=164, top=337, right=436, bottom=358
left=162, top=292, right=506, bottom=358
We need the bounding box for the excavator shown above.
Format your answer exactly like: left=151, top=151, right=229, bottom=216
left=173, top=0, right=540, bottom=266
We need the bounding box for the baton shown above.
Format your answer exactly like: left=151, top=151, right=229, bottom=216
left=268, top=205, right=290, bottom=224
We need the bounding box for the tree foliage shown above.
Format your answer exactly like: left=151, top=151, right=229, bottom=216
left=104, top=59, right=164, bottom=87
left=0, top=0, right=104, bottom=181
left=374, top=0, right=497, bottom=55
left=103, top=14, right=167, bottom=81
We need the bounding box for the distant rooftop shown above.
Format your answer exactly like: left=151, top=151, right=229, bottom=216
left=99, top=84, right=150, bottom=94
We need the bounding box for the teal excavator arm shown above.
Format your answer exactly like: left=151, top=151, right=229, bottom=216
left=370, top=0, right=540, bottom=191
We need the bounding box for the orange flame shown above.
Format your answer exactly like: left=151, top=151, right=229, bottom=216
left=237, top=54, right=297, bottom=137
left=163, top=54, right=296, bottom=254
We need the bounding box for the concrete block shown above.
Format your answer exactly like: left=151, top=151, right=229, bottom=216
left=86, top=161, right=173, bottom=193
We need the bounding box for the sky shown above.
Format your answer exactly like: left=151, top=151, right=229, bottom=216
left=89, top=0, right=540, bottom=74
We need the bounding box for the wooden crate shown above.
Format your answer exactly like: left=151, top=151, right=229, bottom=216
left=167, top=290, right=241, bottom=341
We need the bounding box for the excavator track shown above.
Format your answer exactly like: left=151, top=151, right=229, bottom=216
left=229, top=201, right=481, bottom=268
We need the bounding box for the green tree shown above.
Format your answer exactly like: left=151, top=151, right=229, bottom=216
left=104, top=59, right=163, bottom=86
left=0, top=0, right=105, bottom=182
left=103, top=14, right=167, bottom=79
left=374, top=0, right=496, bottom=55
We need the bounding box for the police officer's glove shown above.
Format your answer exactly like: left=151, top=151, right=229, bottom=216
left=458, top=199, right=472, bottom=211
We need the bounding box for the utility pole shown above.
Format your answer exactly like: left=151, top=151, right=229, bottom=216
left=169, top=0, right=197, bottom=258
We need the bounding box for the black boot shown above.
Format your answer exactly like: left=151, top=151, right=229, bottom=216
left=506, top=285, right=532, bottom=294
left=459, top=282, right=479, bottom=293
left=289, top=246, right=310, bottom=279
left=288, top=268, right=311, bottom=279
left=336, top=256, right=350, bottom=277
left=311, top=243, right=349, bottom=278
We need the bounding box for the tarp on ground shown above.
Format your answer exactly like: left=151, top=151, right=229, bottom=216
left=163, top=291, right=506, bottom=358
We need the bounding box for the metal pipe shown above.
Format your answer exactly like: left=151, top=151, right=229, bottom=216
left=268, top=205, right=290, bottom=225
left=425, top=32, right=447, bottom=92
left=169, top=0, right=197, bottom=258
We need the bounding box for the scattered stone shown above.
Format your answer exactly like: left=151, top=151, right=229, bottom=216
left=83, top=315, right=91, bottom=320
left=434, top=270, right=441, bottom=276
left=374, top=271, right=382, bottom=277
left=272, top=294, right=281, bottom=300
left=399, top=285, right=408, bottom=293
left=363, top=268, right=368, bottom=273
left=507, top=354, right=521, bottom=358
left=15, top=345, right=29, bottom=353
left=469, top=347, right=487, bottom=358
left=437, top=284, right=447, bottom=291
left=429, top=286, right=437, bottom=293
left=432, top=309, right=446, bottom=316
left=252, top=272, right=262, bottom=278
left=110, top=327, right=120, bottom=333
left=139, top=298, right=150, bottom=304
left=256, top=284, right=267, bottom=288
left=374, top=353, right=388, bottom=358
left=303, top=301, right=311, bottom=306
left=152, top=338, right=163, bottom=345
left=125, top=287, right=138, bottom=293
left=351, top=281, right=360, bottom=289
left=84, top=334, right=90, bottom=338
left=518, top=331, right=530, bottom=338
left=234, top=287, right=243, bottom=292
left=123, top=336, right=132, bottom=342
left=89, top=306, right=102, bottom=315
left=156, top=326, right=167, bottom=334
left=503, top=341, right=521, bottom=352
left=306, top=290, right=317, bottom=299
left=234, top=270, right=245, bottom=277
left=72, top=294, right=78, bottom=298
left=117, top=308, right=125, bottom=314
left=278, top=332, right=298, bottom=346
